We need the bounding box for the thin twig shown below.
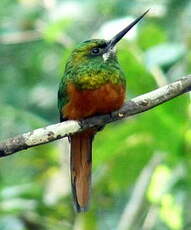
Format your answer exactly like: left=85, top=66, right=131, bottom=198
left=117, top=153, right=163, bottom=230
left=0, top=75, right=190, bottom=157
left=0, top=31, right=41, bottom=44
left=0, top=28, right=73, bottom=47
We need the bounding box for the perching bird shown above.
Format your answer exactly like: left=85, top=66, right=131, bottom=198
left=58, top=10, right=149, bottom=212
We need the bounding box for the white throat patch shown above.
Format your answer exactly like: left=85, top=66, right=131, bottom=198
left=102, top=47, right=116, bottom=62
left=103, top=52, right=110, bottom=62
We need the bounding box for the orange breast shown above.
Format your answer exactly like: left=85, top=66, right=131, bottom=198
left=62, top=83, right=126, bottom=120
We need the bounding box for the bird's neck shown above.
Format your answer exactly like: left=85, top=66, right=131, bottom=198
left=66, top=60, right=124, bottom=90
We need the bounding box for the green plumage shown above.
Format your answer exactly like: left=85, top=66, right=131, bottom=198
left=57, top=10, right=148, bottom=212
left=58, top=39, right=126, bottom=113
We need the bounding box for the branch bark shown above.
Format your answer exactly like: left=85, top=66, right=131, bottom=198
left=0, top=75, right=190, bottom=157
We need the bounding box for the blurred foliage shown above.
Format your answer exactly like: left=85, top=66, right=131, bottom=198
left=0, top=0, right=191, bottom=230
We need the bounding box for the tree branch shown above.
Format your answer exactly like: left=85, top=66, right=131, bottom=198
left=0, top=75, right=190, bottom=157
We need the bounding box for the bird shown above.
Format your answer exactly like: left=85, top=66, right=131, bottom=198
left=58, top=10, right=149, bottom=212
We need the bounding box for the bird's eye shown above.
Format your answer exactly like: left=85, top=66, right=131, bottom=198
left=91, top=48, right=100, bottom=55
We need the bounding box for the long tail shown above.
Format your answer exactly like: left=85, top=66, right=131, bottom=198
left=70, top=129, right=95, bottom=212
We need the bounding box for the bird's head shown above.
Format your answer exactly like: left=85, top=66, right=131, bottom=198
left=67, top=9, right=149, bottom=68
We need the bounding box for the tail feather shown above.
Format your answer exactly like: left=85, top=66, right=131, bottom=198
left=70, top=129, right=95, bottom=212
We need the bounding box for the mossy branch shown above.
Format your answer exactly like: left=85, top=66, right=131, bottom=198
left=0, top=75, right=191, bottom=157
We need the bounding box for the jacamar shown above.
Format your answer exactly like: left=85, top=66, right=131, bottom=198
left=58, top=10, right=149, bottom=212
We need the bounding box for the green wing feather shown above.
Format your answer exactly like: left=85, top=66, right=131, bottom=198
left=58, top=74, right=70, bottom=121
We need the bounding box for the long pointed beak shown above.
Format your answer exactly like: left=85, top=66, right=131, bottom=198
left=106, top=9, right=150, bottom=51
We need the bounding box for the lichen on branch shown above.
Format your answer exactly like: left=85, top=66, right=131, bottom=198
left=0, top=75, right=190, bottom=157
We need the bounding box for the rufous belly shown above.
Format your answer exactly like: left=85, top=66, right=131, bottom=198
left=62, top=82, right=125, bottom=120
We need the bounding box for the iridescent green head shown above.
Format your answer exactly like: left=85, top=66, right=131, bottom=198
left=66, top=9, right=149, bottom=68
left=58, top=10, right=149, bottom=110
left=61, top=10, right=149, bottom=90
left=68, top=39, right=111, bottom=66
